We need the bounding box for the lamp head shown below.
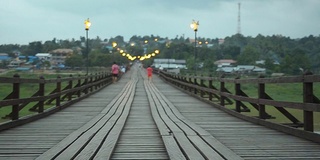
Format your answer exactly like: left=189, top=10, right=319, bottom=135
left=84, top=18, right=91, bottom=30
left=190, top=20, right=199, bottom=32
left=112, top=42, right=117, bottom=48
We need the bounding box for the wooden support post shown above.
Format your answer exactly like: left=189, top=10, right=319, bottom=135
left=12, top=74, right=20, bottom=120
left=77, top=75, right=81, bottom=97
left=84, top=76, right=88, bottom=94
left=189, top=77, right=192, bottom=92
left=68, top=75, right=73, bottom=101
left=220, top=80, right=225, bottom=106
left=56, top=76, right=61, bottom=107
left=235, top=77, right=241, bottom=112
left=208, top=75, right=213, bottom=101
left=184, top=77, right=188, bottom=90
left=303, top=72, right=314, bottom=132
left=258, top=75, right=267, bottom=119
left=194, top=76, right=197, bottom=95
left=38, top=76, right=45, bottom=113
left=200, top=75, right=204, bottom=97
left=95, top=73, right=98, bottom=90
left=90, top=74, right=93, bottom=92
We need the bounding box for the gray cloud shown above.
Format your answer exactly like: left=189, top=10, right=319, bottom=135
left=1, top=0, right=320, bottom=44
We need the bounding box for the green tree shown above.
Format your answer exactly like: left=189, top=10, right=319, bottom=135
left=65, top=54, right=84, bottom=68
left=43, top=39, right=59, bottom=52
left=237, top=46, right=260, bottom=65
left=280, top=48, right=310, bottom=75
left=25, top=41, right=43, bottom=55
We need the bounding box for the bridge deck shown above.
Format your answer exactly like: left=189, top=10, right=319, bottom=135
left=0, top=65, right=319, bottom=159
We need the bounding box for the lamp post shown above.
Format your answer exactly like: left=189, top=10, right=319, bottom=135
left=84, top=18, right=91, bottom=75
left=190, top=20, right=199, bottom=74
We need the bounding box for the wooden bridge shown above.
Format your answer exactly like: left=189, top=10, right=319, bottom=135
left=0, top=64, right=320, bottom=159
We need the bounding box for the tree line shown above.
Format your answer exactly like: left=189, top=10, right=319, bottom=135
left=0, top=34, right=319, bottom=75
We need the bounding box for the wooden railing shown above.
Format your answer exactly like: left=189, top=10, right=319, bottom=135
left=158, top=71, right=320, bottom=142
left=0, top=72, right=113, bottom=131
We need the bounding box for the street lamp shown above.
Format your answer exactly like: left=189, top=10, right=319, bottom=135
left=112, top=42, right=117, bottom=61
left=190, top=20, right=199, bottom=74
left=84, top=18, right=91, bottom=75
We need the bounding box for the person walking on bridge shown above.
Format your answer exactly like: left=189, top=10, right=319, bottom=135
left=147, top=65, right=153, bottom=82
left=111, top=62, right=120, bottom=83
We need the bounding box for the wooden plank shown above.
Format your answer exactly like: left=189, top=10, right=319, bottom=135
left=202, top=135, right=243, bottom=160
left=147, top=82, right=196, bottom=135
left=188, top=135, right=224, bottom=160
left=92, top=78, right=137, bottom=159
left=35, top=114, right=105, bottom=160
left=173, top=133, right=204, bottom=160
left=162, top=135, right=186, bottom=160
left=149, top=84, right=211, bottom=136
left=145, top=81, right=171, bottom=136
left=37, top=79, right=136, bottom=159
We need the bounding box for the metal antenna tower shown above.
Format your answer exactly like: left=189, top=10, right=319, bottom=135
left=237, top=2, right=241, bottom=35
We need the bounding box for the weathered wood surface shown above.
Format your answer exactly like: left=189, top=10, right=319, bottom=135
left=0, top=70, right=131, bottom=159
left=153, top=75, right=320, bottom=159
left=110, top=71, right=169, bottom=159
left=1, top=64, right=320, bottom=159
left=36, top=68, right=141, bottom=159
left=143, top=69, right=242, bottom=160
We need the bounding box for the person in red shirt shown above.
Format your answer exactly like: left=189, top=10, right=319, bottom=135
left=147, top=65, right=153, bottom=82
left=111, top=62, right=120, bottom=83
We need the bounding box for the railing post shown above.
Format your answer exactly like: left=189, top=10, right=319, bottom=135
left=56, top=76, right=61, bottom=107
left=188, top=76, right=192, bottom=92
left=258, top=75, right=267, bottom=119
left=208, top=75, right=213, bottom=101
left=84, top=76, right=88, bottom=94
left=12, top=74, right=20, bottom=120
left=220, top=75, right=225, bottom=106
left=200, top=75, right=204, bottom=98
left=235, top=77, right=241, bottom=112
left=77, top=75, right=81, bottom=97
left=68, top=74, right=73, bottom=101
left=183, top=76, right=188, bottom=90
left=38, top=76, right=45, bottom=113
left=90, top=74, right=93, bottom=92
left=194, top=76, right=197, bottom=95
left=303, top=72, right=314, bottom=132
left=95, top=73, right=98, bottom=90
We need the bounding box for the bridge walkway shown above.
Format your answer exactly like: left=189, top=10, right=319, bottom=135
left=0, top=64, right=319, bottom=159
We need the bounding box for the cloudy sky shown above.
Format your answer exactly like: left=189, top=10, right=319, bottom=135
left=1, top=0, right=320, bottom=45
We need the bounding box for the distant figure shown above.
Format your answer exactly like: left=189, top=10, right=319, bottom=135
left=147, top=65, right=153, bottom=81
left=111, top=62, right=120, bottom=83
left=121, top=66, right=126, bottom=73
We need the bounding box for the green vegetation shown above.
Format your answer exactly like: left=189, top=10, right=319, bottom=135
left=1, top=34, right=320, bottom=76
left=221, top=81, right=320, bottom=131
left=1, top=33, right=320, bottom=131
left=0, top=71, right=74, bottom=123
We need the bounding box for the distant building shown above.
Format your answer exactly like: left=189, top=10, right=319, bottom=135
left=218, top=39, right=225, bottom=45
left=50, top=49, right=73, bottom=65
left=36, top=53, right=52, bottom=62
left=18, top=56, right=39, bottom=64
left=0, top=53, right=11, bottom=62
left=216, top=66, right=235, bottom=73
left=153, top=59, right=187, bottom=69
left=234, top=65, right=266, bottom=74
left=214, top=59, right=237, bottom=67
left=216, top=64, right=266, bottom=75
left=255, top=60, right=265, bottom=65
left=8, top=60, right=23, bottom=68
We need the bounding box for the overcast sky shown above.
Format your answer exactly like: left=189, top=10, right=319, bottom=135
left=1, top=0, right=320, bottom=45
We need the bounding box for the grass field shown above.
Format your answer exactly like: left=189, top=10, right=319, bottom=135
left=0, top=71, right=77, bottom=123
left=219, top=81, right=320, bottom=131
